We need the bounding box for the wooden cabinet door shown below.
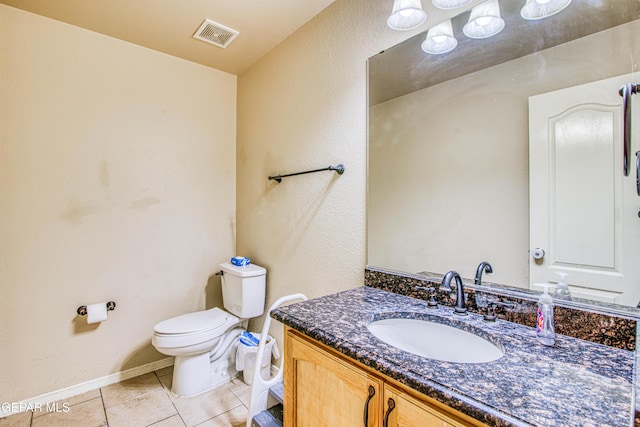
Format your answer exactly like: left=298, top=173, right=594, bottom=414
left=383, top=386, right=474, bottom=427
left=285, top=330, right=382, bottom=427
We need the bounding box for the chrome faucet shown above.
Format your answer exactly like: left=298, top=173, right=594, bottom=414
left=474, top=262, right=493, bottom=286
left=442, top=271, right=467, bottom=315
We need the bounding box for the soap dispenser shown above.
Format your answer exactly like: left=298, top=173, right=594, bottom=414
left=553, top=272, right=572, bottom=301
left=537, top=284, right=555, bottom=346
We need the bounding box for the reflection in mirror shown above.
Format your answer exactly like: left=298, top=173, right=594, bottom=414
left=367, top=0, right=640, bottom=310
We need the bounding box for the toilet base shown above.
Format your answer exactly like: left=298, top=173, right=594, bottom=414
left=171, top=353, right=240, bottom=397
left=170, top=329, right=242, bottom=397
left=171, top=353, right=206, bottom=397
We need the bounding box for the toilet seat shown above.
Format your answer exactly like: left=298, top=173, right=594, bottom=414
left=154, top=307, right=229, bottom=335
left=152, top=307, right=239, bottom=349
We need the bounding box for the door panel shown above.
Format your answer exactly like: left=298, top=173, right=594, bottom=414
left=529, top=73, right=640, bottom=305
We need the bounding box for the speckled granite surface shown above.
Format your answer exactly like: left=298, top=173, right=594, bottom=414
left=365, top=268, right=638, bottom=351
left=272, top=286, right=635, bottom=427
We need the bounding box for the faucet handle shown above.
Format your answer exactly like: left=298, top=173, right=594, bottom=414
left=415, top=286, right=438, bottom=308
left=483, top=300, right=515, bottom=322
left=484, top=305, right=497, bottom=322
left=475, top=291, right=488, bottom=308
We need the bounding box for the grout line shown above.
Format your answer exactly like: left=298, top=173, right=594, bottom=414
left=99, top=388, right=109, bottom=427
left=146, top=414, right=184, bottom=427
left=157, top=369, right=187, bottom=427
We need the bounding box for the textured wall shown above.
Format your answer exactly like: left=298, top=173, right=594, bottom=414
left=235, top=0, right=479, bottom=345
left=0, top=5, right=236, bottom=403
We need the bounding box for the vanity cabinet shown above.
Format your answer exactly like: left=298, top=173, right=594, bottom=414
left=284, top=328, right=383, bottom=426
left=284, top=328, right=487, bottom=427
left=383, top=385, right=472, bottom=427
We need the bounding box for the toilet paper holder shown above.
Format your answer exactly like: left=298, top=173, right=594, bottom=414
left=77, top=301, right=116, bottom=316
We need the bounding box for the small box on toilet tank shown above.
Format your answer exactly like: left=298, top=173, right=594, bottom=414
left=220, top=262, right=266, bottom=318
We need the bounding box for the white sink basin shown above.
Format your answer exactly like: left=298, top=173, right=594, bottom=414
left=367, top=317, right=504, bottom=364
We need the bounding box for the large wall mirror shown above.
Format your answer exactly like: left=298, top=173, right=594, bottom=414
left=368, top=0, right=640, bottom=311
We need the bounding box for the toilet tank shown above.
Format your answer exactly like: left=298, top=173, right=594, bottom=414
left=219, top=262, right=266, bottom=318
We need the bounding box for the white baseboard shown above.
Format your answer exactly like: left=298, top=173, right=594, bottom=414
left=0, top=357, right=174, bottom=419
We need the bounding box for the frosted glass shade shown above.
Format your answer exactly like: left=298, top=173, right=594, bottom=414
left=462, top=0, right=505, bottom=39
left=387, top=0, right=427, bottom=30
left=431, top=0, right=473, bottom=10
left=521, top=0, right=572, bottom=20
left=421, top=20, right=458, bottom=54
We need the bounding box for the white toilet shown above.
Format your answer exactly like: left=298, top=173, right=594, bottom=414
left=152, top=262, right=266, bottom=397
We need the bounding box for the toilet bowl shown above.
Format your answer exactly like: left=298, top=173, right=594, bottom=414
left=152, top=262, right=267, bottom=397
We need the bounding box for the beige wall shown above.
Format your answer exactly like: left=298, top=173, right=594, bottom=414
left=368, top=21, right=640, bottom=287
left=0, top=5, right=236, bottom=403
left=0, top=0, right=486, bottom=404
left=235, top=0, right=481, bottom=342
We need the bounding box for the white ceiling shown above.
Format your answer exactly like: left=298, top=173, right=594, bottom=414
left=0, top=0, right=338, bottom=75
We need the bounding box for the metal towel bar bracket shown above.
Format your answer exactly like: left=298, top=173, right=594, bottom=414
left=619, top=83, right=639, bottom=176
left=268, top=164, right=345, bottom=183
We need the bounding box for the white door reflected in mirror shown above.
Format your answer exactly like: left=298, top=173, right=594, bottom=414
left=529, top=73, right=640, bottom=306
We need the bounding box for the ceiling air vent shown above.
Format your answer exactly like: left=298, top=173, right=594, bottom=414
left=193, top=19, right=239, bottom=49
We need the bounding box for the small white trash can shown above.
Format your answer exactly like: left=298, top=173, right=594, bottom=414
left=236, top=332, right=279, bottom=385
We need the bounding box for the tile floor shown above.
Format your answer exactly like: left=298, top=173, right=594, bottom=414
left=0, top=366, right=252, bottom=427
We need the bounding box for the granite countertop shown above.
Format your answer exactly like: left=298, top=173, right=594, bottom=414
left=271, top=286, right=635, bottom=427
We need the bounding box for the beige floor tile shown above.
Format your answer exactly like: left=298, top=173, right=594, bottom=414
left=158, top=372, right=173, bottom=392
left=105, top=389, right=176, bottom=427
left=67, top=388, right=102, bottom=406
left=101, top=372, right=163, bottom=408
left=227, top=381, right=251, bottom=408
left=228, top=377, right=248, bottom=391
left=32, top=389, right=102, bottom=419
left=194, top=405, right=247, bottom=427
left=170, top=386, right=243, bottom=427
left=3, top=368, right=253, bottom=427
left=31, top=397, right=106, bottom=427
left=148, top=414, right=186, bottom=427
left=155, top=366, right=174, bottom=378
left=0, top=411, right=31, bottom=427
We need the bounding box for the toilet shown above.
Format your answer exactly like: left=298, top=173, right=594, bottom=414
left=152, top=262, right=266, bottom=397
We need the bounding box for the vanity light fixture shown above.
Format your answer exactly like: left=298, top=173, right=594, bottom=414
left=387, top=0, right=428, bottom=31
left=421, top=20, right=458, bottom=54
left=520, top=0, right=572, bottom=20
left=462, top=0, right=505, bottom=39
left=431, top=0, right=473, bottom=9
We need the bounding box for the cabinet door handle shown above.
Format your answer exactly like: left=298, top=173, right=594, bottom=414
left=383, top=397, right=396, bottom=427
left=363, top=385, right=376, bottom=426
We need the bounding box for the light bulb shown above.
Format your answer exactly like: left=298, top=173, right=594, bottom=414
left=431, top=0, right=473, bottom=10
left=521, top=0, right=572, bottom=20
left=421, top=19, right=457, bottom=54
left=387, top=0, right=427, bottom=30
left=462, top=0, right=505, bottom=39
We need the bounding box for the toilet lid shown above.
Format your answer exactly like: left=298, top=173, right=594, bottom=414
left=153, top=307, right=229, bottom=335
